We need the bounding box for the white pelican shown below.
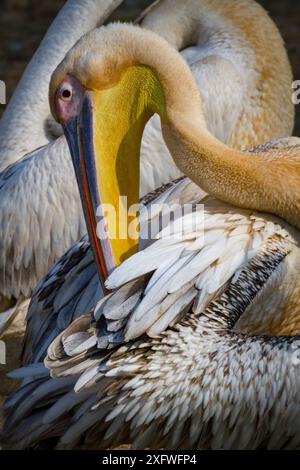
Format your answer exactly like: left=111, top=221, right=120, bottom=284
left=0, top=0, right=294, bottom=336
left=3, top=23, right=300, bottom=450
left=14, top=0, right=298, bottom=362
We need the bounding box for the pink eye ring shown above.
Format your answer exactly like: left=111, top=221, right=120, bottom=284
left=59, top=83, right=73, bottom=102
left=54, top=75, right=84, bottom=123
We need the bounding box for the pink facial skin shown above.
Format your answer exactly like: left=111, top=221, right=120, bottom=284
left=55, top=75, right=85, bottom=124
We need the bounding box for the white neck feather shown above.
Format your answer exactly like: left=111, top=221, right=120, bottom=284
left=142, top=0, right=265, bottom=87
left=0, top=0, right=123, bottom=170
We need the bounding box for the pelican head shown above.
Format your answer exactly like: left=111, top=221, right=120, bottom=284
left=50, top=24, right=205, bottom=287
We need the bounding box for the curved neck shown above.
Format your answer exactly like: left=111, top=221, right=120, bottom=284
left=0, top=0, right=123, bottom=170
left=163, top=114, right=300, bottom=229
left=132, top=36, right=298, bottom=230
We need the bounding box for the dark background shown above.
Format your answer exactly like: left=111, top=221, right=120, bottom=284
left=0, top=0, right=300, bottom=133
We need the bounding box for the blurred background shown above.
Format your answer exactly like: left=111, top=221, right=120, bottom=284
left=0, top=0, right=300, bottom=133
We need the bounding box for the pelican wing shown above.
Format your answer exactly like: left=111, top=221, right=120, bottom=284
left=22, top=174, right=295, bottom=366
left=22, top=236, right=101, bottom=365
left=101, top=203, right=291, bottom=346
left=0, top=138, right=86, bottom=307
left=247, top=136, right=300, bottom=153
left=44, top=199, right=293, bottom=383
left=3, top=234, right=299, bottom=450
left=21, top=178, right=204, bottom=364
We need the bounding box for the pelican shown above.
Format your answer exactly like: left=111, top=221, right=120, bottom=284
left=0, top=0, right=294, bottom=336
left=3, top=23, right=300, bottom=450
left=13, top=0, right=297, bottom=363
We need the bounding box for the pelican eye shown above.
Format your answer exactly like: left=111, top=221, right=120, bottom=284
left=60, top=84, right=73, bottom=102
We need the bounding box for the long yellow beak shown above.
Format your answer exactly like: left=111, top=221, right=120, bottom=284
left=64, top=66, right=166, bottom=289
